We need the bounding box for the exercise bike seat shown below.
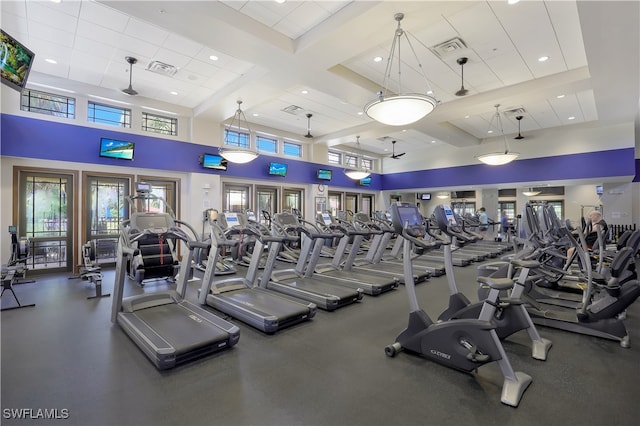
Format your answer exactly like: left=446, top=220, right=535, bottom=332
left=477, top=276, right=514, bottom=291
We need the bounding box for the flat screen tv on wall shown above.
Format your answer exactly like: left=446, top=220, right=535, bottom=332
left=358, top=176, right=372, bottom=186
left=99, top=138, right=135, bottom=160
left=0, top=29, right=36, bottom=92
left=317, top=169, right=332, bottom=181
left=200, top=153, right=228, bottom=171
left=268, top=162, right=288, bottom=177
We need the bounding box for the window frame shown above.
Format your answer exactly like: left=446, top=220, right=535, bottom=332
left=142, top=111, right=177, bottom=136
left=87, top=101, right=131, bottom=128
left=20, top=89, right=76, bottom=119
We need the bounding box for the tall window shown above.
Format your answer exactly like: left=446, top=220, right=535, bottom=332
left=88, top=102, right=131, bottom=128
left=142, top=112, right=177, bottom=136
left=546, top=201, right=564, bottom=220
left=283, top=140, right=302, bottom=157
left=224, top=129, right=250, bottom=148
left=21, top=89, right=75, bottom=118
left=257, top=135, right=277, bottom=153
left=362, top=158, right=373, bottom=170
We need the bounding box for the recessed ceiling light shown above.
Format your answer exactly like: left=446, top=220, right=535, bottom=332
left=568, top=116, right=576, bottom=120
left=507, top=0, right=521, bottom=5
left=373, top=56, right=383, bottom=63
left=252, top=113, right=259, bottom=117
left=464, top=115, right=470, bottom=119
left=50, top=0, right=62, bottom=3
left=538, top=56, right=549, bottom=62
left=301, top=90, right=308, bottom=94
left=427, top=90, right=433, bottom=95
left=209, top=55, right=219, bottom=61
left=488, top=130, right=494, bottom=134
left=556, top=94, right=565, bottom=99
left=357, top=111, right=363, bottom=115
left=431, top=140, right=436, bottom=144
left=170, top=91, right=178, bottom=95
left=402, top=129, right=407, bottom=132
left=275, top=0, right=286, bottom=4
left=45, top=58, right=57, bottom=64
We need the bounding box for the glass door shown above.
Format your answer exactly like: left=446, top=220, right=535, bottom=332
left=361, top=194, right=374, bottom=218
left=83, top=174, right=131, bottom=265
left=17, top=170, right=75, bottom=273
left=328, top=192, right=342, bottom=217
left=256, top=186, right=278, bottom=224
left=283, top=188, right=303, bottom=217
left=224, top=184, right=251, bottom=213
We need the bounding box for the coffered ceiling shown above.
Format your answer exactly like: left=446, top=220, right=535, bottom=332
left=2, top=0, right=638, bottom=165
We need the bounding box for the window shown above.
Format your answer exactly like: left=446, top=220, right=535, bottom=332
left=546, top=201, right=564, bottom=220
left=21, top=89, right=75, bottom=118
left=345, top=154, right=357, bottom=168
left=88, top=102, right=131, bottom=128
left=142, top=112, right=177, bottom=136
left=362, top=158, right=373, bottom=170
left=283, top=140, right=302, bottom=157
left=328, top=151, right=342, bottom=165
left=498, top=202, right=517, bottom=220
left=224, top=129, right=250, bottom=148
left=257, top=135, right=277, bottom=153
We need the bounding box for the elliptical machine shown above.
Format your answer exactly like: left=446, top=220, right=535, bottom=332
left=385, top=202, right=532, bottom=407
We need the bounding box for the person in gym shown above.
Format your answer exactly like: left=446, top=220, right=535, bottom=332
left=501, top=210, right=510, bottom=242
left=478, top=207, right=489, bottom=237
left=565, top=210, right=608, bottom=268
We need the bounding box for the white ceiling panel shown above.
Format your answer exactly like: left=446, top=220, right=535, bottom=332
left=9, top=0, right=636, bottom=166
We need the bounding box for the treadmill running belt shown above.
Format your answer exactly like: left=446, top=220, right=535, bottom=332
left=135, top=304, right=230, bottom=354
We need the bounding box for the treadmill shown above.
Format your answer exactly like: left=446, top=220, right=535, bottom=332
left=343, top=213, right=430, bottom=283
left=111, top=185, right=239, bottom=370
left=312, top=212, right=399, bottom=296
left=198, top=216, right=316, bottom=333
left=265, top=212, right=364, bottom=311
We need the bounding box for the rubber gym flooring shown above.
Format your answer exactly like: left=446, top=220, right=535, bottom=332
left=2, top=257, right=639, bottom=426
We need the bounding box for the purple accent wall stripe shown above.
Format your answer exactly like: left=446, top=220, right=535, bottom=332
left=1, top=114, right=378, bottom=189
left=2, top=114, right=637, bottom=189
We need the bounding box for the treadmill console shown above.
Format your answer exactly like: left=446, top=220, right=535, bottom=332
left=321, top=213, right=331, bottom=225
left=225, top=212, right=240, bottom=227
left=136, top=181, right=152, bottom=193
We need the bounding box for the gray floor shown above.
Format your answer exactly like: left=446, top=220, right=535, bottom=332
left=2, top=258, right=639, bottom=426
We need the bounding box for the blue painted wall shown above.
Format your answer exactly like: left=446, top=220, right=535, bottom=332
left=0, top=114, right=380, bottom=189
left=1, top=113, right=637, bottom=189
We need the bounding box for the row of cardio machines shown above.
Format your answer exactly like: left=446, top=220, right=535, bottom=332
left=478, top=202, right=640, bottom=348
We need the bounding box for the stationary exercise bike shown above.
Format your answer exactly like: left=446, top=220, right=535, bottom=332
left=432, top=204, right=552, bottom=361
left=385, top=202, right=532, bottom=407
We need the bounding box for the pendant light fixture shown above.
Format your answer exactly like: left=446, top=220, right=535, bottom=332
left=514, top=115, right=525, bottom=139
left=455, top=57, right=469, bottom=96
left=476, top=104, right=520, bottom=166
left=218, top=100, right=259, bottom=164
left=344, top=136, right=371, bottom=180
left=363, top=13, right=438, bottom=126
left=122, top=56, right=138, bottom=96
left=304, top=113, right=313, bottom=138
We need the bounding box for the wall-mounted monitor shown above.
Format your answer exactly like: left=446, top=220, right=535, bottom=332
left=596, top=185, right=603, bottom=196
left=417, top=193, right=431, bottom=201
left=317, top=169, right=332, bottom=181
left=0, top=29, right=35, bottom=92
left=99, top=138, right=135, bottom=160
left=199, top=153, right=228, bottom=171
left=268, top=162, right=288, bottom=177
left=358, top=176, right=372, bottom=186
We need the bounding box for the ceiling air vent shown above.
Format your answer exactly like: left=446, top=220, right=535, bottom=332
left=146, top=60, right=178, bottom=77
left=503, top=107, right=527, bottom=118
left=281, top=105, right=304, bottom=115
left=430, top=37, right=467, bottom=58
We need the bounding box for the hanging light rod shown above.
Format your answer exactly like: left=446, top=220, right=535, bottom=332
left=363, top=13, right=438, bottom=126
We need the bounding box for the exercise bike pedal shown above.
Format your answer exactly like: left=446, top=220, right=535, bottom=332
left=460, top=339, right=490, bottom=363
